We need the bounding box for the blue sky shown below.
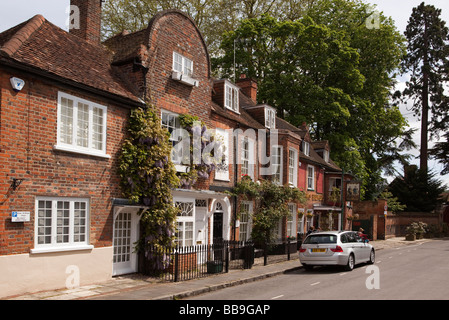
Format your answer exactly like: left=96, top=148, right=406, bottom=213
left=1, top=0, right=449, bottom=187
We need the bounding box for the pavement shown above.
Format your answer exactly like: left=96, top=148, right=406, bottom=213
left=3, top=237, right=432, bottom=300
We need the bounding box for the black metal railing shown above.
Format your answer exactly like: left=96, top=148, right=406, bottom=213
left=142, top=238, right=300, bottom=282
left=143, top=240, right=255, bottom=282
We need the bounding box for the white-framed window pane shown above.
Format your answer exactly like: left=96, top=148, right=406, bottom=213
left=184, top=222, right=194, bottom=246
left=239, top=202, right=252, bottom=241
left=92, top=107, right=104, bottom=151
left=176, top=201, right=194, bottom=217
left=35, top=198, right=89, bottom=249
left=307, top=166, right=314, bottom=190
left=272, top=146, right=282, bottom=184
left=76, top=102, right=89, bottom=148
left=175, top=221, right=184, bottom=246
left=57, top=92, right=107, bottom=155
left=225, top=84, right=239, bottom=112
left=287, top=204, right=296, bottom=237
left=37, top=200, right=52, bottom=245
left=74, top=201, right=87, bottom=242
left=161, top=110, right=182, bottom=164
left=241, top=138, right=249, bottom=176
left=60, top=97, right=74, bottom=145
left=184, top=58, right=193, bottom=76
left=173, top=52, right=183, bottom=73
left=56, top=201, right=70, bottom=244
left=288, top=150, right=294, bottom=183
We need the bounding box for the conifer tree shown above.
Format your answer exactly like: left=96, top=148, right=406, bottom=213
left=402, top=2, right=449, bottom=173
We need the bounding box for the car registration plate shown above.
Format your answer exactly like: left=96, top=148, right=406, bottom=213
left=311, top=248, right=326, bottom=253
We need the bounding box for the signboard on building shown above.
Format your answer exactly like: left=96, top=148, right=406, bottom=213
left=11, top=211, right=30, bottom=222
left=345, top=181, right=361, bottom=202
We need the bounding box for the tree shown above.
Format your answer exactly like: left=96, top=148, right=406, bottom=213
left=377, top=190, right=406, bottom=214
left=304, top=0, right=410, bottom=199
left=401, top=2, right=449, bottom=173
left=389, top=165, right=445, bottom=213
left=213, top=2, right=408, bottom=199
left=430, top=132, right=449, bottom=175
left=101, top=0, right=317, bottom=55
left=228, top=177, right=306, bottom=246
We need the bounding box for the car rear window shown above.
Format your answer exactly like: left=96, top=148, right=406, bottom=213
left=303, top=234, right=337, bottom=244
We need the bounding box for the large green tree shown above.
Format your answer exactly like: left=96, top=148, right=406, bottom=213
left=213, top=1, right=409, bottom=199
left=389, top=165, right=445, bottom=212
left=101, top=0, right=316, bottom=55
left=401, top=2, right=449, bottom=173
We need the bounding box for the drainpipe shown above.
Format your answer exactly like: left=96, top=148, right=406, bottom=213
left=233, top=125, right=239, bottom=241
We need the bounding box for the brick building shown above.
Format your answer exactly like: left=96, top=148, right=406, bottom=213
left=0, top=1, right=353, bottom=297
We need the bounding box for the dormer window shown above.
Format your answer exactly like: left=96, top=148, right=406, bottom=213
left=265, top=107, right=276, bottom=129
left=173, top=52, right=193, bottom=76
left=302, top=141, right=310, bottom=156
left=225, top=82, right=239, bottom=113
left=172, top=52, right=198, bottom=87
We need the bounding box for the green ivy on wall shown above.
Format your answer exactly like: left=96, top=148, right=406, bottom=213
left=228, top=176, right=307, bottom=245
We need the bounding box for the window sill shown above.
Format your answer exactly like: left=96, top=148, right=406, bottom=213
left=30, top=244, right=94, bottom=254
left=53, top=145, right=111, bottom=159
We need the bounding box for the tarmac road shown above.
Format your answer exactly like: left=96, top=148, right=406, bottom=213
left=188, top=239, right=449, bottom=300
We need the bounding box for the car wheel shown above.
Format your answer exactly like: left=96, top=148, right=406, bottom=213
left=344, top=253, right=355, bottom=271
left=367, top=249, right=375, bottom=264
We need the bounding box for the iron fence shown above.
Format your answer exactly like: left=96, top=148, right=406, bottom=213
left=143, top=240, right=254, bottom=282
left=142, top=239, right=298, bottom=282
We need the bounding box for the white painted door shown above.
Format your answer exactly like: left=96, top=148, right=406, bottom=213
left=112, top=208, right=139, bottom=276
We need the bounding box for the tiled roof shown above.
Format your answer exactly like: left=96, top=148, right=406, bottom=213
left=0, top=15, right=141, bottom=104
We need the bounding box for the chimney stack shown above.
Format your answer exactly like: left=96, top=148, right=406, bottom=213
left=70, top=0, right=102, bottom=45
left=236, top=74, right=258, bottom=104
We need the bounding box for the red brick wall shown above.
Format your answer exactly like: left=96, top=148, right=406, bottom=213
left=0, top=70, right=129, bottom=255
left=145, top=11, right=212, bottom=128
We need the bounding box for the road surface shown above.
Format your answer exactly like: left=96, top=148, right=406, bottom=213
left=188, top=239, right=449, bottom=300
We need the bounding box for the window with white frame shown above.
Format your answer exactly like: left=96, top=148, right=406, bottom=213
left=297, top=208, right=305, bottom=235
left=302, top=141, right=310, bottom=156
left=173, top=52, right=193, bottom=77
left=307, top=165, right=315, bottom=190
left=175, top=200, right=195, bottom=247
left=241, top=137, right=249, bottom=176
left=215, top=128, right=230, bottom=181
left=272, top=146, right=282, bottom=185
left=56, top=92, right=107, bottom=157
left=288, top=148, right=298, bottom=187
left=225, top=82, right=239, bottom=112
left=34, top=197, right=90, bottom=252
left=265, top=108, right=276, bottom=129
left=239, top=201, right=253, bottom=241
left=161, top=110, right=184, bottom=166
left=287, top=203, right=297, bottom=238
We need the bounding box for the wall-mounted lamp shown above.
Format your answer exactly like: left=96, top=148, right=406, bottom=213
left=11, top=178, right=24, bottom=191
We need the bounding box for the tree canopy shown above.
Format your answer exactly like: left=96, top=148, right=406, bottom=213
left=213, top=0, right=410, bottom=199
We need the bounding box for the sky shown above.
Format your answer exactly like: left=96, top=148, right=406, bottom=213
left=1, top=0, right=449, bottom=187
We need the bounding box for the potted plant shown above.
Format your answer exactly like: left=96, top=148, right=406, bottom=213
left=416, top=221, right=427, bottom=239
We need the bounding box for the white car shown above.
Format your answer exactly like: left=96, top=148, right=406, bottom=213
left=299, top=231, right=375, bottom=271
